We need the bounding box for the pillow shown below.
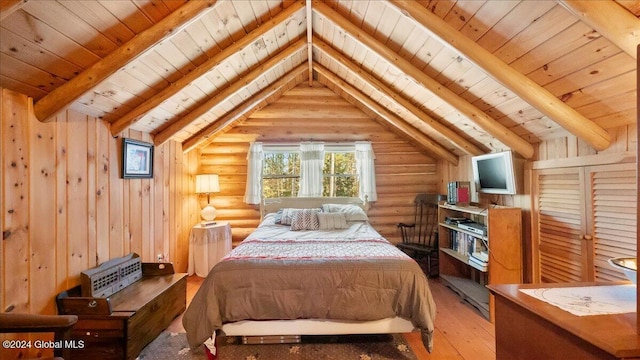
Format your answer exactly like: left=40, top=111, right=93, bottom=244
left=290, top=209, right=320, bottom=231
left=321, top=204, right=368, bottom=222
left=273, top=209, right=284, bottom=224
left=317, top=212, right=348, bottom=230
left=277, top=208, right=301, bottom=226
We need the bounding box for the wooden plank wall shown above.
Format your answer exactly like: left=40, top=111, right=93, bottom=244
left=0, top=88, right=190, bottom=358
left=196, top=82, right=440, bottom=246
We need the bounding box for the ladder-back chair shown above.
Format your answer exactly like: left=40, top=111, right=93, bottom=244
left=397, top=193, right=446, bottom=278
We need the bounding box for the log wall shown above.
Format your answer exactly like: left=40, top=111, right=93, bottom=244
left=197, top=83, right=440, bottom=246
left=0, top=88, right=191, bottom=358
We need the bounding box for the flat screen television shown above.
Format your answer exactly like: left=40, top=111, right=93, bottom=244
left=471, top=151, right=520, bottom=195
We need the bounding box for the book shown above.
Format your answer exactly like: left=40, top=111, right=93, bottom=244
left=471, top=251, right=489, bottom=263
left=469, top=256, right=488, bottom=271
left=447, top=181, right=470, bottom=204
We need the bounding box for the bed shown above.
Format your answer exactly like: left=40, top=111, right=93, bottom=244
left=182, top=197, right=436, bottom=354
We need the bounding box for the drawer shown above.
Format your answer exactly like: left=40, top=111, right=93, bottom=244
left=67, top=337, right=125, bottom=360
left=73, top=318, right=126, bottom=338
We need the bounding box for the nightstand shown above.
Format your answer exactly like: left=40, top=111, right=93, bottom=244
left=187, top=222, right=232, bottom=277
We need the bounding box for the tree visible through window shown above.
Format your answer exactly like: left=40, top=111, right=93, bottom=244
left=262, top=152, right=300, bottom=198
left=323, top=152, right=358, bottom=197
left=262, top=148, right=359, bottom=198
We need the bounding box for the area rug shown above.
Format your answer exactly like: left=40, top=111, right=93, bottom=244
left=137, top=332, right=418, bottom=360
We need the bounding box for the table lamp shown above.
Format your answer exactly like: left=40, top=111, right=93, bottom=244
left=195, top=174, right=220, bottom=223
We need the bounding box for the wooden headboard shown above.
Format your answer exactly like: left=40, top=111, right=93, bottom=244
left=261, top=197, right=370, bottom=218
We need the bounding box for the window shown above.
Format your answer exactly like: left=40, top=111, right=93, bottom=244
left=262, top=151, right=300, bottom=198
left=322, top=151, right=359, bottom=197
left=261, top=146, right=358, bottom=198
left=244, top=141, right=376, bottom=204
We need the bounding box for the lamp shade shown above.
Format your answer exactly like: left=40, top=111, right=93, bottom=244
left=195, top=174, right=220, bottom=194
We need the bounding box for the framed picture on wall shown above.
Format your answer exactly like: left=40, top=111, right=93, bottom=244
left=121, top=138, right=154, bottom=179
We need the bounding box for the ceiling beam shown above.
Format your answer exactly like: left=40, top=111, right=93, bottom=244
left=390, top=0, right=611, bottom=152
left=315, top=64, right=459, bottom=165
left=182, top=64, right=308, bottom=153
left=33, top=0, right=217, bottom=123
left=110, top=0, right=306, bottom=136
left=0, top=0, right=27, bottom=21
left=306, top=0, right=314, bottom=86
left=313, top=36, right=484, bottom=157
left=314, top=1, right=534, bottom=159
left=559, top=0, right=640, bottom=60
left=153, top=38, right=307, bottom=146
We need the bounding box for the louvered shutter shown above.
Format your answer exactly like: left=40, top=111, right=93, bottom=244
left=534, top=168, right=587, bottom=283
left=588, top=163, right=637, bottom=282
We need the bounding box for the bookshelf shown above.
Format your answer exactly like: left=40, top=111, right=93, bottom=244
left=438, top=202, right=522, bottom=321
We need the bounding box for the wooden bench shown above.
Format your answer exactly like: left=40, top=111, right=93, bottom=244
left=56, top=253, right=187, bottom=360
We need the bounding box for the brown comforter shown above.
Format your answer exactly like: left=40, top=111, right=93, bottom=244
left=182, top=220, right=436, bottom=352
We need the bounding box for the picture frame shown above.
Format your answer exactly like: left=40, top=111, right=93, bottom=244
left=121, top=138, right=154, bottom=179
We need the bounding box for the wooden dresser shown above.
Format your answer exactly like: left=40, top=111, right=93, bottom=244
left=489, top=283, right=640, bottom=360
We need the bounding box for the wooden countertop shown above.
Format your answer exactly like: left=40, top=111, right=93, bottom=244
left=488, top=282, right=640, bottom=359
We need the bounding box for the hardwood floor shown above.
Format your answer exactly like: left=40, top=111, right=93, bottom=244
left=170, top=275, right=496, bottom=360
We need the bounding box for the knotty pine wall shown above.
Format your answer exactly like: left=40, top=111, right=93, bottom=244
left=0, top=88, right=194, bottom=326
left=197, top=83, right=440, bottom=246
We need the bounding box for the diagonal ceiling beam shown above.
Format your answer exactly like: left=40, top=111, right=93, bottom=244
left=313, top=36, right=484, bottom=157
left=0, top=0, right=26, bottom=21
left=315, top=63, right=458, bottom=165
left=182, top=64, right=308, bottom=153
left=389, top=0, right=611, bottom=152
left=33, top=0, right=217, bottom=123
left=110, top=0, right=306, bottom=136
left=559, top=0, right=640, bottom=60
left=154, top=38, right=307, bottom=146
left=314, top=1, right=534, bottom=159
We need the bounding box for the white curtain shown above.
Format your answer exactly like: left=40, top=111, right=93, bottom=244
left=298, top=142, right=325, bottom=197
left=355, top=141, right=377, bottom=202
left=243, top=142, right=263, bottom=204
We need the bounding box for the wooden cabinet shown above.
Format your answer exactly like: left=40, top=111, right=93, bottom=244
left=438, top=202, right=522, bottom=321
left=532, top=163, right=636, bottom=283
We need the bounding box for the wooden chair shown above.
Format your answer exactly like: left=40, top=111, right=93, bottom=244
left=397, top=193, right=446, bottom=278
left=0, top=313, right=78, bottom=360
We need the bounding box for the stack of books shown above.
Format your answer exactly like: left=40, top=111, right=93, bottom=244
left=469, top=251, right=489, bottom=271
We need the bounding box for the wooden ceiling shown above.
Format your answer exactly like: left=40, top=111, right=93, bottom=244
left=0, top=0, right=637, bottom=163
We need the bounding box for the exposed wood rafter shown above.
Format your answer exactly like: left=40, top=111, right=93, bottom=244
left=559, top=0, right=640, bottom=60
left=315, top=64, right=459, bottom=165
left=110, top=0, right=306, bottom=137
left=313, top=37, right=484, bottom=157
left=153, top=38, right=307, bottom=146
left=182, top=64, right=308, bottom=152
left=306, top=0, right=314, bottom=86
left=313, top=1, right=535, bottom=159
left=0, top=0, right=26, bottom=21
left=33, top=0, right=217, bottom=123
left=390, top=0, right=612, bottom=152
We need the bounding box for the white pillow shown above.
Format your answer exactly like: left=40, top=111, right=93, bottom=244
left=290, top=209, right=320, bottom=231
left=317, top=212, right=348, bottom=230
left=321, top=204, right=368, bottom=221
left=277, top=208, right=302, bottom=225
